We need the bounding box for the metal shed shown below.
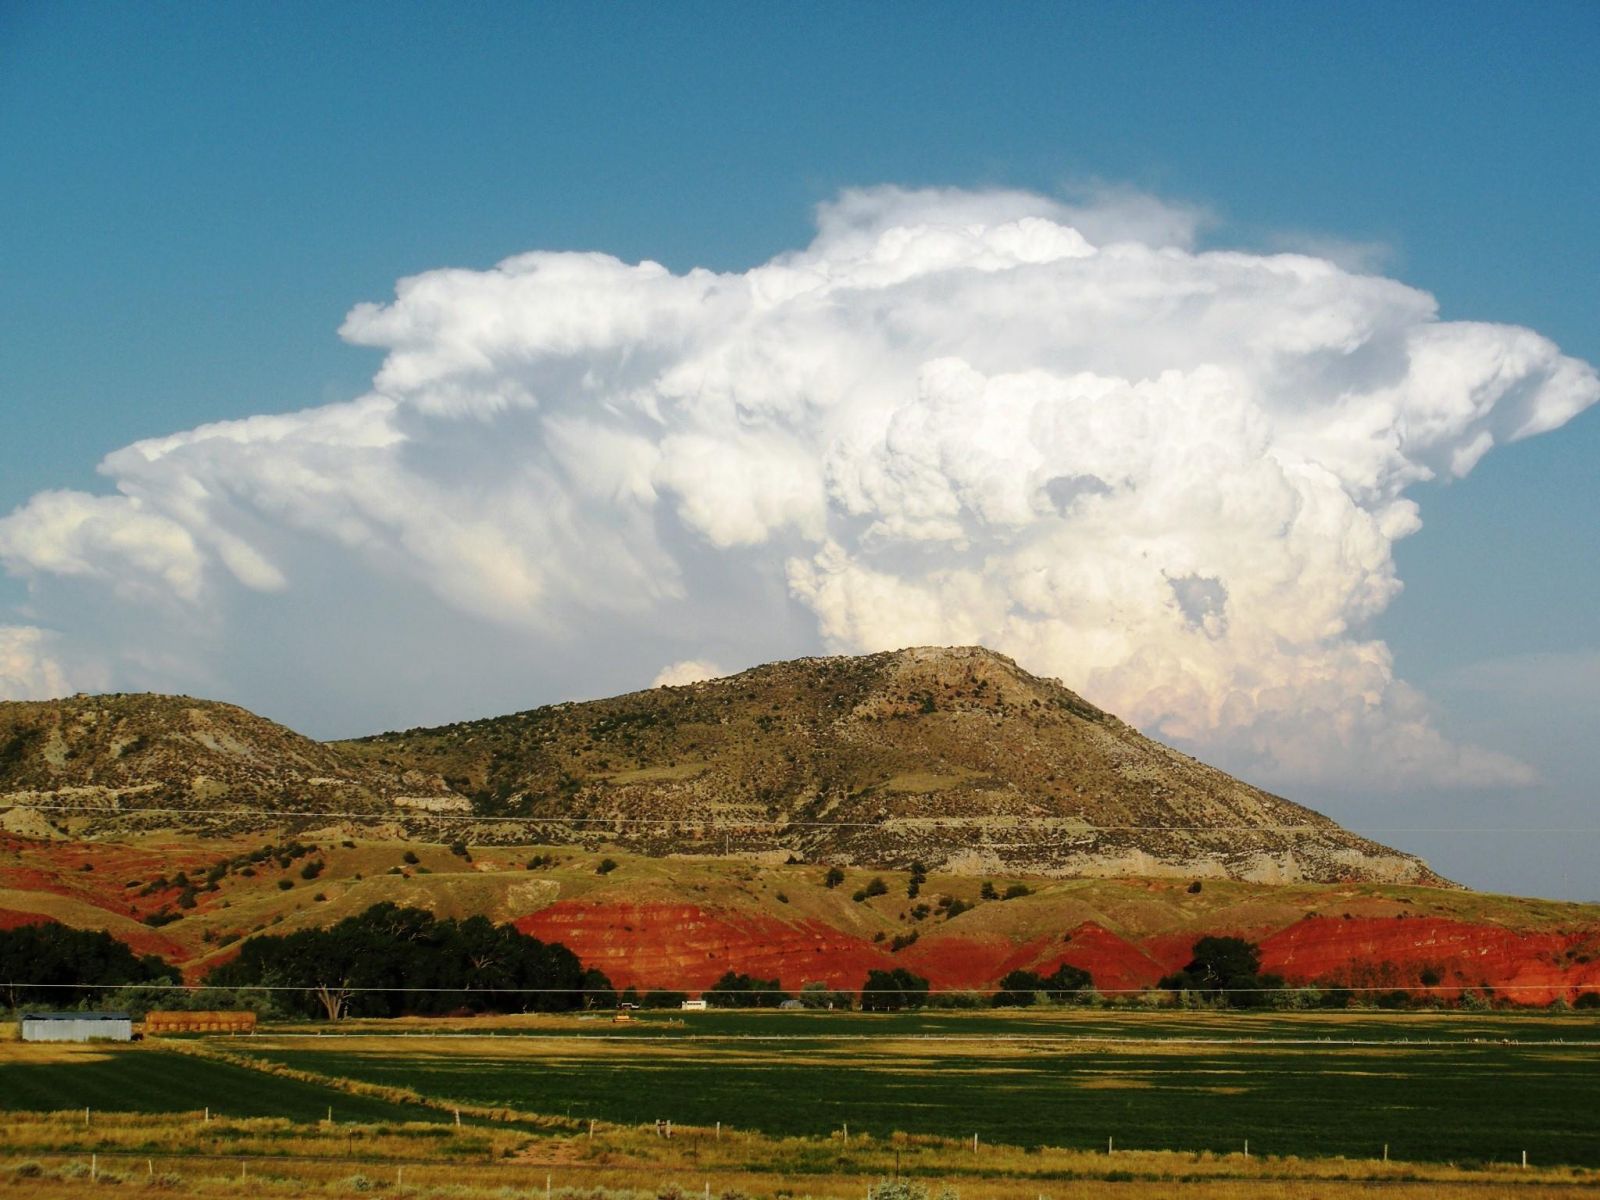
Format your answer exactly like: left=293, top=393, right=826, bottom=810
left=19, top=1012, right=133, bottom=1042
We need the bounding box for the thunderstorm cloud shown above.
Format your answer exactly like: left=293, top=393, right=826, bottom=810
left=2, top=186, right=1595, bottom=788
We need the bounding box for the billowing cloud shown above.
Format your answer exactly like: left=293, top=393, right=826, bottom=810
left=652, top=660, right=725, bottom=688
left=0, top=186, right=1594, bottom=788
left=0, top=625, right=103, bottom=701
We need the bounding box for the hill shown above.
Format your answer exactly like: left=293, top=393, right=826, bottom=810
left=337, top=646, right=1443, bottom=886
left=0, top=693, right=454, bottom=839
left=2, top=835, right=1596, bottom=1004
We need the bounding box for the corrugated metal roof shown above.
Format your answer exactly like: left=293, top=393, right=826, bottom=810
left=20, top=1012, right=133, bottom=1021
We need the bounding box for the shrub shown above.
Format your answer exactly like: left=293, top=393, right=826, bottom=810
left=869, top=1179, right=928, bottom=1200
left=277, top=879, right=293, bottom=891
left=596, top=858, right=619, bottom=875
left=823, top=866, right=845, bottom=889
left=979, top=881, right=997, bottom=900
left=1002, top=883, right=1032, bottom=900
left=863, top=877, right=888, bottom=898
left=1575, top=991, right=1600, bottom=1009
left=11, top=1162, right=43, bottom=1180
left=300, top=860, right=324, bottom=880
left=449, top=840, right=470, bottom=858
left=403, top=850, right=420, bottom=865
left=1187, top=880, right=1203, bottom=894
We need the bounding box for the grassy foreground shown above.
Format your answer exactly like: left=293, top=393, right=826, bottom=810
left=3, top=1010, right=1599, bottom=1197
left=218, top=1008, right=1600, bottom=1167
left=0, top=1103, right=1593, bottom=1200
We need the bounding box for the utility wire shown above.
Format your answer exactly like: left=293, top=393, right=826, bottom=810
left=3, top=981, right=1593, bottom=995
left=2, top=801, right=1592, bottom=835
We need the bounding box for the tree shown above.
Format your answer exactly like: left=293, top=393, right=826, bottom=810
left=0, top=923, right=170, bottom=1012
left=907, top=860, right=928, bottom=898
left=852, top=877, right=890, bottom=902
left=703, top=971, right=787, bottom=1008
left=860, top=967, right=929, bottom=1011
left=205, top=902, right=591, bottom=1018
left=823, top=866, right=845, bottom=889
left=994, top=962, right=1095, bottom=1007
left=1159, top=936, right=1281, bottom=1008
left=992, top=969, right=1043, bottom=1007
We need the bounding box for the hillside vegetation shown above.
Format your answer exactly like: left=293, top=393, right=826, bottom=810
left=2, top=647, right=1442, bottom=883
left=337, top=646, right=1442, bottom=884
left=0, top=693, right=453, bottom=838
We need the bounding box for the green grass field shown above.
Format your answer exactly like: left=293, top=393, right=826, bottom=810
left=5, top=1010, right=1599, bottom=1169
left=0, top=1046, right=444, bottom=1125
left=221, top=1009, right=1600, bottom=1166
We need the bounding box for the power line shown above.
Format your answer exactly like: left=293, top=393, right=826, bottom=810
left=3, top=800, right=1595, bottom=835
left=3, top=980, right=1594, bottom=996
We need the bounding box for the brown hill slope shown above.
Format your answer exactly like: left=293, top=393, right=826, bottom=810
left=337, top=646, right=1445, bottom=886
left=0, top=693, right=452, bottom=837
left=4, top=835, right=1592, bottom=1003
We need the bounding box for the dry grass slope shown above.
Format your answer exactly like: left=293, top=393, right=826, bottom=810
left=336, top=646, right=1445, bottom=884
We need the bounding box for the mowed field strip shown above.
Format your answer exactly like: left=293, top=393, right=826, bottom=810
left=6, top=1010, right=1592, bottom=1167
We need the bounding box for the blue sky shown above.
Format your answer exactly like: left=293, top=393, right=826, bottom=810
left=1, top=2, right=1597, bottom=896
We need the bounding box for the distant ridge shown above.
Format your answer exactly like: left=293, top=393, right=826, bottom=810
left=0, top=692, right=452, bottom=838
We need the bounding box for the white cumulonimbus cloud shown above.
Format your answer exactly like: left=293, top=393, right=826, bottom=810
left=1, top=186, right=1595, bottom=787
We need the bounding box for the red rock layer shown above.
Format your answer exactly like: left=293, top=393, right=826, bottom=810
left=518, top=901, right=1600, bottom=1004
left=514, top=901, right=902, bottom=992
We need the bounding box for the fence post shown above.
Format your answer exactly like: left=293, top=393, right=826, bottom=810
left=1244, top=1139, right=1249, bottom=1160
left=91, top=1155, right=97, bottom=1181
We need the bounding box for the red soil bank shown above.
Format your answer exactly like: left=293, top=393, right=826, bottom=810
left=1029, top=922, right=1176, bottom=994
left=514, top=901, right=901, bottom=993
left=1259, top=916, right=1600, bottom=1004
left=517, top=903, right=1600, bottom=1004
left=0, top=907, right=54, bottom=931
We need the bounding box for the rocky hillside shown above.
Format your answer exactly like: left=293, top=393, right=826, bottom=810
left=336, top=646, right=1446, bottom=886
left=0, top=693, right=453, bottom=837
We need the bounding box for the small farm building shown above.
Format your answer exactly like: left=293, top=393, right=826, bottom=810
left=20, top=1012, right=134, bottom=1042
left=680, top=999, right=708, bottom=1011
left=143, top=1010, right=257, bottom=1035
